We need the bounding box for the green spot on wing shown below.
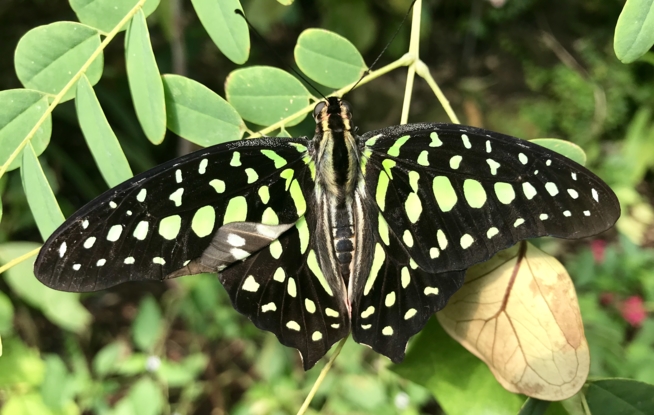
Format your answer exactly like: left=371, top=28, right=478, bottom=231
left=289, top=179, right=306, bottom=216
left=307, top=250, right=333, bottom=296
left=387, top=135, right=410, bottom=157
left=433, top=176, right=457, bottom=212
left=295, top=217, right=310, bottom=254
left=223, top=196, right=247, bottom=224
left=463, top=179, right=487, bottom=208
left=364, top=243, right=385, bottom=295
left=159, top=215, right=181, bottom=240
left=261, top=149, right=287, bottom=168
left=192, top=206, right=216, bottom=237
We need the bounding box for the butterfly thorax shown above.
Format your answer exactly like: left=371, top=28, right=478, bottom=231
left=312, top=97, right=360, bottom=284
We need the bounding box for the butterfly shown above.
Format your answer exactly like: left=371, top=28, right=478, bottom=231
left=34, top=96, right=620, bottom=369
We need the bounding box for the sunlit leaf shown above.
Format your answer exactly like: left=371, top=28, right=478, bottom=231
left=614, top=0, right=654, bottom=63
left=226, top=66, right=311, bottom=127
left=128, top=378, right=164, bottom=415
left=132, top=295, right=163, bottom=352
left=0, top=337, right=45, bottom=388
left=294, top=28, right=366, bottom=88
left=0, top=89, right=51, bottom=171
left=586, top=378, right=654, bottom=415
left=438, top=242, right=590, bottom=401
left=163, top=74, right=243, bottom=146
left=93, top=341, right=130, bottom=377
left=393, top=318, right=523, bottom=415
left=531, top=138, right=587, bottom=166
left=76, top=75, right=133, bottom=187
left=21, top=143, right=64, bottom=240
left=125, top=9, right=166, bottom=144
left=14, top=22, right=103, bottom=102
left=0, top=291, right=14, bottom=335
left=70, top=0, right=161, bottom=33
left=0, top=242, right=91, bottom=333
left=190, top=0, right=249, bottom=64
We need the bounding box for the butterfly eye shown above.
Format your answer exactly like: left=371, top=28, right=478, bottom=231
left=313, top=101, right=327, bottom=121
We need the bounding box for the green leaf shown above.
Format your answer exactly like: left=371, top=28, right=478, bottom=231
left=531, top=138, right=587, bottom=166
left=162, top=74, right=243, bottom=146
left=40, top=355, right=73, bottom=411
left=586, top=378, right=654, bottom=415
left=157, top=354, right=208, bottom=387
left=93, top=341, right=129, bottom=377
left=70, top=0, right=161, bottom=33
left=132, top=295, right=163, bottom=352
left=392, top=318, right=523, bottom=415
left=0, top=89, right=52, bottom=172
left=76, top=75, right=133, bottom=187
left=277, top=0, right=293, bottom=4
left=519, top=398, right=550, bottom=415
left=0, top=242, right=92, bottom=333
left=127, top=378, right=164, bottom=415
left=0, top=337, right=45, bottom=388
left=614, top=0, right=654, bottom=63
left=190, top=0, right=249, bottom=64
left=125, top=10, right=166, bottom=144
left=226, top=66, right=311, bottom=127
left=14, top=22, right=103, bottom=102
left=20, top=143, right=64, bottom=240
left=1, top=393, right=53, bottom=415
left=0, top=291, right=14, bottom=335
left=295, top=28, right=366, bottom=88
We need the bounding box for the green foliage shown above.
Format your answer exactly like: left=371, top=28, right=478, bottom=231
left=614, top=0, right=654, bottom=63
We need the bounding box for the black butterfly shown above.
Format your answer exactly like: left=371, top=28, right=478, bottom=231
left=34, top=97, right=620, bottom=369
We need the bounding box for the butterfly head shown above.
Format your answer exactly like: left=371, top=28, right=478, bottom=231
left=313, top=97, right=353, bottom=134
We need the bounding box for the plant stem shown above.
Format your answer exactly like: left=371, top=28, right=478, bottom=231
left=296, top=337, right=348, bottom=415
left=0, top=247, right=40, bottom=275
left=0, top=0, right=148, bottom=180
left=253, top=53, right=414, bottom=138
left=415, top=60, right=461, bottom=124
left=400, top=0, right=422, bottom=125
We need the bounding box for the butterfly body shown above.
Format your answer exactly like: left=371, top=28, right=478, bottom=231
left=34, top=98, right=620, bottom=369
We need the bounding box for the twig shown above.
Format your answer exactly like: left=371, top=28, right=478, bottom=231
left=296, top=337, right=348, bottom=415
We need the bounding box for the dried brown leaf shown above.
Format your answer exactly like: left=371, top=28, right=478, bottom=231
left=437, top=241, right=589, bottom=401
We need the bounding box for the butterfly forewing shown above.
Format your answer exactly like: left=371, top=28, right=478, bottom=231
left=35, top=138, right=312, bottom=292
left=362, top=123, right=620, bottom=275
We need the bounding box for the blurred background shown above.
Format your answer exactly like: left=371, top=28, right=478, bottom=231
left=0, top=0, right=653, bottom=414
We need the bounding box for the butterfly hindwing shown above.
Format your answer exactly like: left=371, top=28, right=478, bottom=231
left=35, top=138, right=312, bottom=292
left=349, top=192, right=465, bottom=361
left=220, top=165, right=350, bottom=369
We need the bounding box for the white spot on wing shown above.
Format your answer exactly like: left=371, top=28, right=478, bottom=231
left=242, top=275, right=260, bottom=292
left=137, top=188, right=147, bottom=202
left=96, top=258, right=106, bottom=267
left=227, top=233, right=246, bottom=247
left=82, top=219, right=89, bottom=229
left=153, top=257, right=166, bottom=265
left=109, top=201, right=117, bottom=209
left=199, top=159, right=208, bottom=174
left=361, top=306, right=375, bottom=318
left=72, top=264, right=81, bottom=271
left=424, top=287, right=439, bottom=295
left=286, top=321, right=300, bottom=331
left=382, top=326, right=394, bottom=336
left=169, top=188, right=184, bottom=207
left=568, top=189, right=579, bottom=199
left=83, top=237, right=96, bottom=249
left=592, top=188, right=599, bottom=202
left=124, top=257, right=135, bottom=264
left=59, top=242, right=67, bottom=258
left=262, top=302, right=277, bottom=312
left=563, top=210, right=572, bottom=217
left=106, top=224, right=123, bottom=241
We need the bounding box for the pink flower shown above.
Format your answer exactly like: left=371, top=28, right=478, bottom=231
left=590, top=240, right=607, bottom=264
left=621, top=296, right=647, bottom=327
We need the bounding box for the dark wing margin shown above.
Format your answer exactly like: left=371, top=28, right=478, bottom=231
left=34, top=137, right=311, bottom=292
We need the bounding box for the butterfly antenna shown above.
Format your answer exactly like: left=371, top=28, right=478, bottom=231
left=346, top=0, right=418, bottom=95
left=235, top=9, right=327, bottom=101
